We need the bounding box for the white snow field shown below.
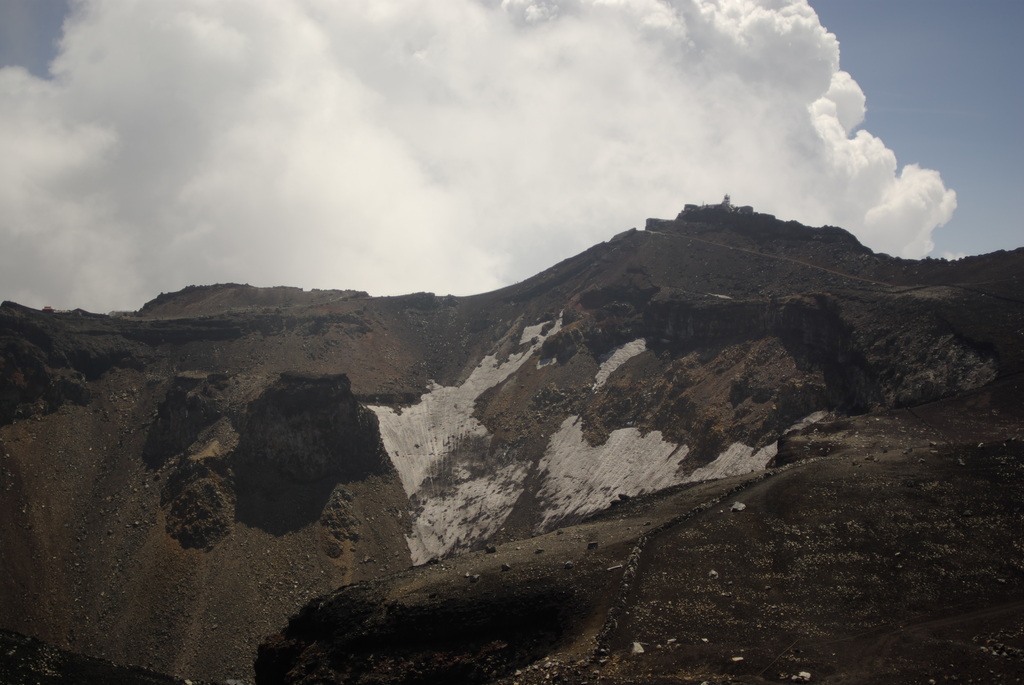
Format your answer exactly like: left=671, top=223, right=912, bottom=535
left=534, top=416, right=687, bottom=530
left=592, top=338, right=647, bottom=389
left=369, top=315, right=562, bottom=563
left=370, top=313, right=825, bottom=562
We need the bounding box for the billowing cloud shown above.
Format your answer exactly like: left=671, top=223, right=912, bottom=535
left=0, top=0, right=956, bottom=311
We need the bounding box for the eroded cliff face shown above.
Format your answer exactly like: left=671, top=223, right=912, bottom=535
left=1, top=209, right=1021, bottom=681
left=141, top=370, right=402, bottom=553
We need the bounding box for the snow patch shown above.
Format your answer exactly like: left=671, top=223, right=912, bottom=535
left=785, top=410, right=828, bottom=433
left=593, top=338, right=647, bottom=390
left=683, top=411, right=827, bottom=483
left=535, top=416, right=687, bottom=530
left=685, top=442, right=778, bottom=483
left=372, top=340, right=547, bottom=495
left=369, top=314, right=562, bottom=562
left=520, top=315, right=562, bottom=345
left=406, top=462, right=528, bottom=563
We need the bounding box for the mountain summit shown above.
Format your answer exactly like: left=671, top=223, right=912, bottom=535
left=2, top=206, right=1022, bottom=683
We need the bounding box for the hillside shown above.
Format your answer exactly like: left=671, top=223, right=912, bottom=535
left=1, top=204, right=1022, bottom=682
left=258, top=381, right=1024, bottom=684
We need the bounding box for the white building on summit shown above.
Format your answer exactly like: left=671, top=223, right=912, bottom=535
left=681, top=194, right=754, bottom=216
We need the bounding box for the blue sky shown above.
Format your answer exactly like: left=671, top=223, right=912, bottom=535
left=0, top=0, right=65, bottom=78
left=810, top=0, right=1024, bottom=257
left=0, top=1, right=1019, bottom=311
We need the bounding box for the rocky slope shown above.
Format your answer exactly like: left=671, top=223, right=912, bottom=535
left=1, top=203, right=1022, bottom=682
left=0, top=629, right=192, bottom=685
left=257, top=378, right=1024, bottom=684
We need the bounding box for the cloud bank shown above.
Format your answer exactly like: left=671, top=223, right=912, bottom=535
left=0, top=0, right=956, bottom=311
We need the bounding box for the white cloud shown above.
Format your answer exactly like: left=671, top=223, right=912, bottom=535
left=863, top=164, right=958, bottom=257
left=0, top=0, right=956, bottom=311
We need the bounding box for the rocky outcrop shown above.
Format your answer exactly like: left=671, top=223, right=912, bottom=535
left=256, top=570, right=589, bottom=685
left=0, top=335, right=89, bottom=424
left=143, top=374, right=230, bottom=469
left=142, top=370, right=398, bottom=545
left=161, top=457, right=235, bottom=551
left=0, top=303, right=141, bottom=424
left=232, top=373, right=395, bottom=535
left=236, top=373, right=390, bottom=483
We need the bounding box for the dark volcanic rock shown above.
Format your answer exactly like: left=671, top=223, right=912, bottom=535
left=232, top=373, right=395, bottom=535
left=0, top=629, right=188, bottom=685
left=236, top=373, right=390, bottom=483
left=161, top=459, right=235, bottom=550
left=0, top=303, right=138, bottom=424
left=143, top=374, right=229, bottom=469
left=256, top=573, right=588, bottom=685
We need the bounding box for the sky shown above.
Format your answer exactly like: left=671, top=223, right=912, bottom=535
left=810, top=0, right=1023, bottom=260
left=0, top=0, right=1020, bottom=313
